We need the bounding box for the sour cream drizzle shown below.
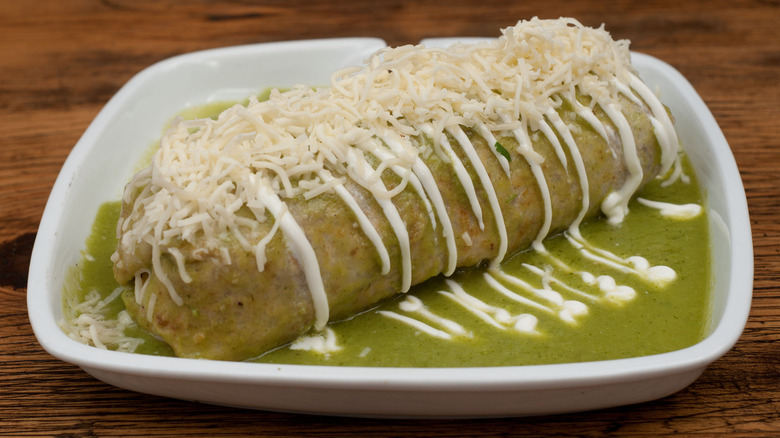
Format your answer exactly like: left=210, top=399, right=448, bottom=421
left=379, top=188, right=705, bottom=342
left=441, top=279, right=539, bottom=334
left=565, top=234, right=677, bottom=286
left=545, top=107, right=591, bottom=234
left=508, top=118, right=554, bottom=250
left=317, top=169, right=391, bottom=275
left=637, top=198, right=703, bottom=220
left=377, top=310, right=454, bottom=340
left=380, top=130, right=459, bottom=275
left=368, top=142, right=437, bottom=230
left=599, top=104, right=643, bottom=225
left=447, top=125, right=508, bottom=265
left=119, top=19, right=686, bottom=338
left=358, top=173, right=413, bottom=293
left=290, top=328, right=342, bottom=354
left=421, top=123, right=485, bottom=231
left=252, top=176, right=330, bottom=329
left=628, top=73, right=679, bottom=175
left=475, top=123, right=511, bottom=177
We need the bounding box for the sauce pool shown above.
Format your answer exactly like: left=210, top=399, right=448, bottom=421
left=63, top=152, right=711, bottom=366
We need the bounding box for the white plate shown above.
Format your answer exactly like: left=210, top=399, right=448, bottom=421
left=28, top=37, right=753, bottom=418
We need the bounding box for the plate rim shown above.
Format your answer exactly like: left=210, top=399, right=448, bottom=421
left=26, top=37, right=753, bottom=415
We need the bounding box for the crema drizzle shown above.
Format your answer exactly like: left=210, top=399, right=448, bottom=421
left=119, top=19, right=687, bottom=342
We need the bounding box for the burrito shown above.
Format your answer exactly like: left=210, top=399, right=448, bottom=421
left=112, top=17, right=679, bottom=361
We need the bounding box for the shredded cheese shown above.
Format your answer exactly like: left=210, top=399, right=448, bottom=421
left=115, top=17, right=668, bottom=329
left=59, top=289, right=144, bottom=353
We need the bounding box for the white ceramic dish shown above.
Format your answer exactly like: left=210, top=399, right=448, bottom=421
left=28, top=37, right=752, bottom=418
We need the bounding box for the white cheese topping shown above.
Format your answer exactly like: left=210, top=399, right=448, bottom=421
left=59, top=288, right=144, bottom=353
left=116, top=17, right=677, bottom=330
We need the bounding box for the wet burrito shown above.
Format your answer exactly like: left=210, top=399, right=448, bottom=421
left=112, top=18, right=679, bottom=361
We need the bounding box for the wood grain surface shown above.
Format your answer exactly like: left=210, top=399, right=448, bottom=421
left=1, top=0, right=778, bottom=436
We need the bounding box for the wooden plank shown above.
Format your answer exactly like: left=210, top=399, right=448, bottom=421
left=1, top=0, right=778, bottom=435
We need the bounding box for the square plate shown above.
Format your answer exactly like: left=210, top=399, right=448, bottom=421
left=28, top=37, right=752, bottom=418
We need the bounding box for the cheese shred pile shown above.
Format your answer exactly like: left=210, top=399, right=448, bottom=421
left=114, top=17, right=636, bottom=303
left=59, top=288, right=144, bottom=352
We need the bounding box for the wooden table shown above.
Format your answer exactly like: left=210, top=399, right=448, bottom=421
left=2, top=0, right=778, bottom=435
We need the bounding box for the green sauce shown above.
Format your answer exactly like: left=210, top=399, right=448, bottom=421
left=62, top=202, right=174, bottom=356
left=64, top=156, right=711, bottom=367
left=62, top=91, right=712, bottom=367
left=257, top=162, right=711, bottom=366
